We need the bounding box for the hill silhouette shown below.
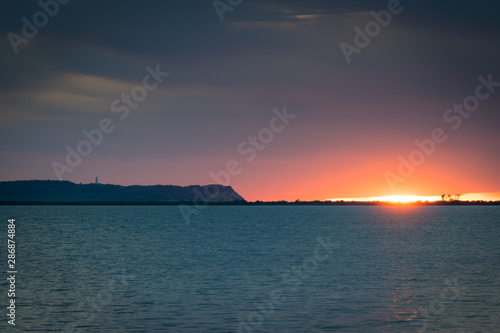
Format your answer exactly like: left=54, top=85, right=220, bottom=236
left=0, top=180, right=244, bottom=203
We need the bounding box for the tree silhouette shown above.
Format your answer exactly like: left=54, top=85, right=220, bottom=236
left=441, top=193, right=462, bottom=202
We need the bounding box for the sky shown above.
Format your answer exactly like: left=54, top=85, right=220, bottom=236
left=1, top=0, right=500, bottom=202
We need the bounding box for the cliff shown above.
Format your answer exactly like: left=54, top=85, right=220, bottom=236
left=0, top=180, right=245, bottom=203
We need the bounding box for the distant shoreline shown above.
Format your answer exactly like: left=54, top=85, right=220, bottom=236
left=1, top=201, right=499, bottom=206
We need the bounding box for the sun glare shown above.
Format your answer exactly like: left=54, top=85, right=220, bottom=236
left=369, top=195, right=438, bottom=203
left=328, top=195, right=442, bottom=203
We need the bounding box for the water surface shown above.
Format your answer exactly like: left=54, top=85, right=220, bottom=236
left=1, top=205, right=499, bottom=332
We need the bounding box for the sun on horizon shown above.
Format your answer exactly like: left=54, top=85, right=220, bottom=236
left=368, top=195, right=441, bottom=203
left=327, top=192, right=500, bottom=203
left=327, top=195, right=441, bottom=203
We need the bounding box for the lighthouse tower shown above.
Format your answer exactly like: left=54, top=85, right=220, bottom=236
left=95, top=176, right=98, bottom=184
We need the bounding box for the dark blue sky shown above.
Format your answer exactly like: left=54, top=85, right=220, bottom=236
left=1, top=0, right=500, bottom=200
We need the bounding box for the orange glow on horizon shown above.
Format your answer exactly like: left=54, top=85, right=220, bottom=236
left=327, top=192, right=500, bottom=203
left=327, top=195, right=441, bottom=203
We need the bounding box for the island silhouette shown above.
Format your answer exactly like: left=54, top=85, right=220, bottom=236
left=1, top=180, right=499, bottom=205
left=0, top=180, right=244, bottom=204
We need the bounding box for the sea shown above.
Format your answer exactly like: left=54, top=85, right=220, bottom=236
left=1, top=205, right=499, bottom=332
